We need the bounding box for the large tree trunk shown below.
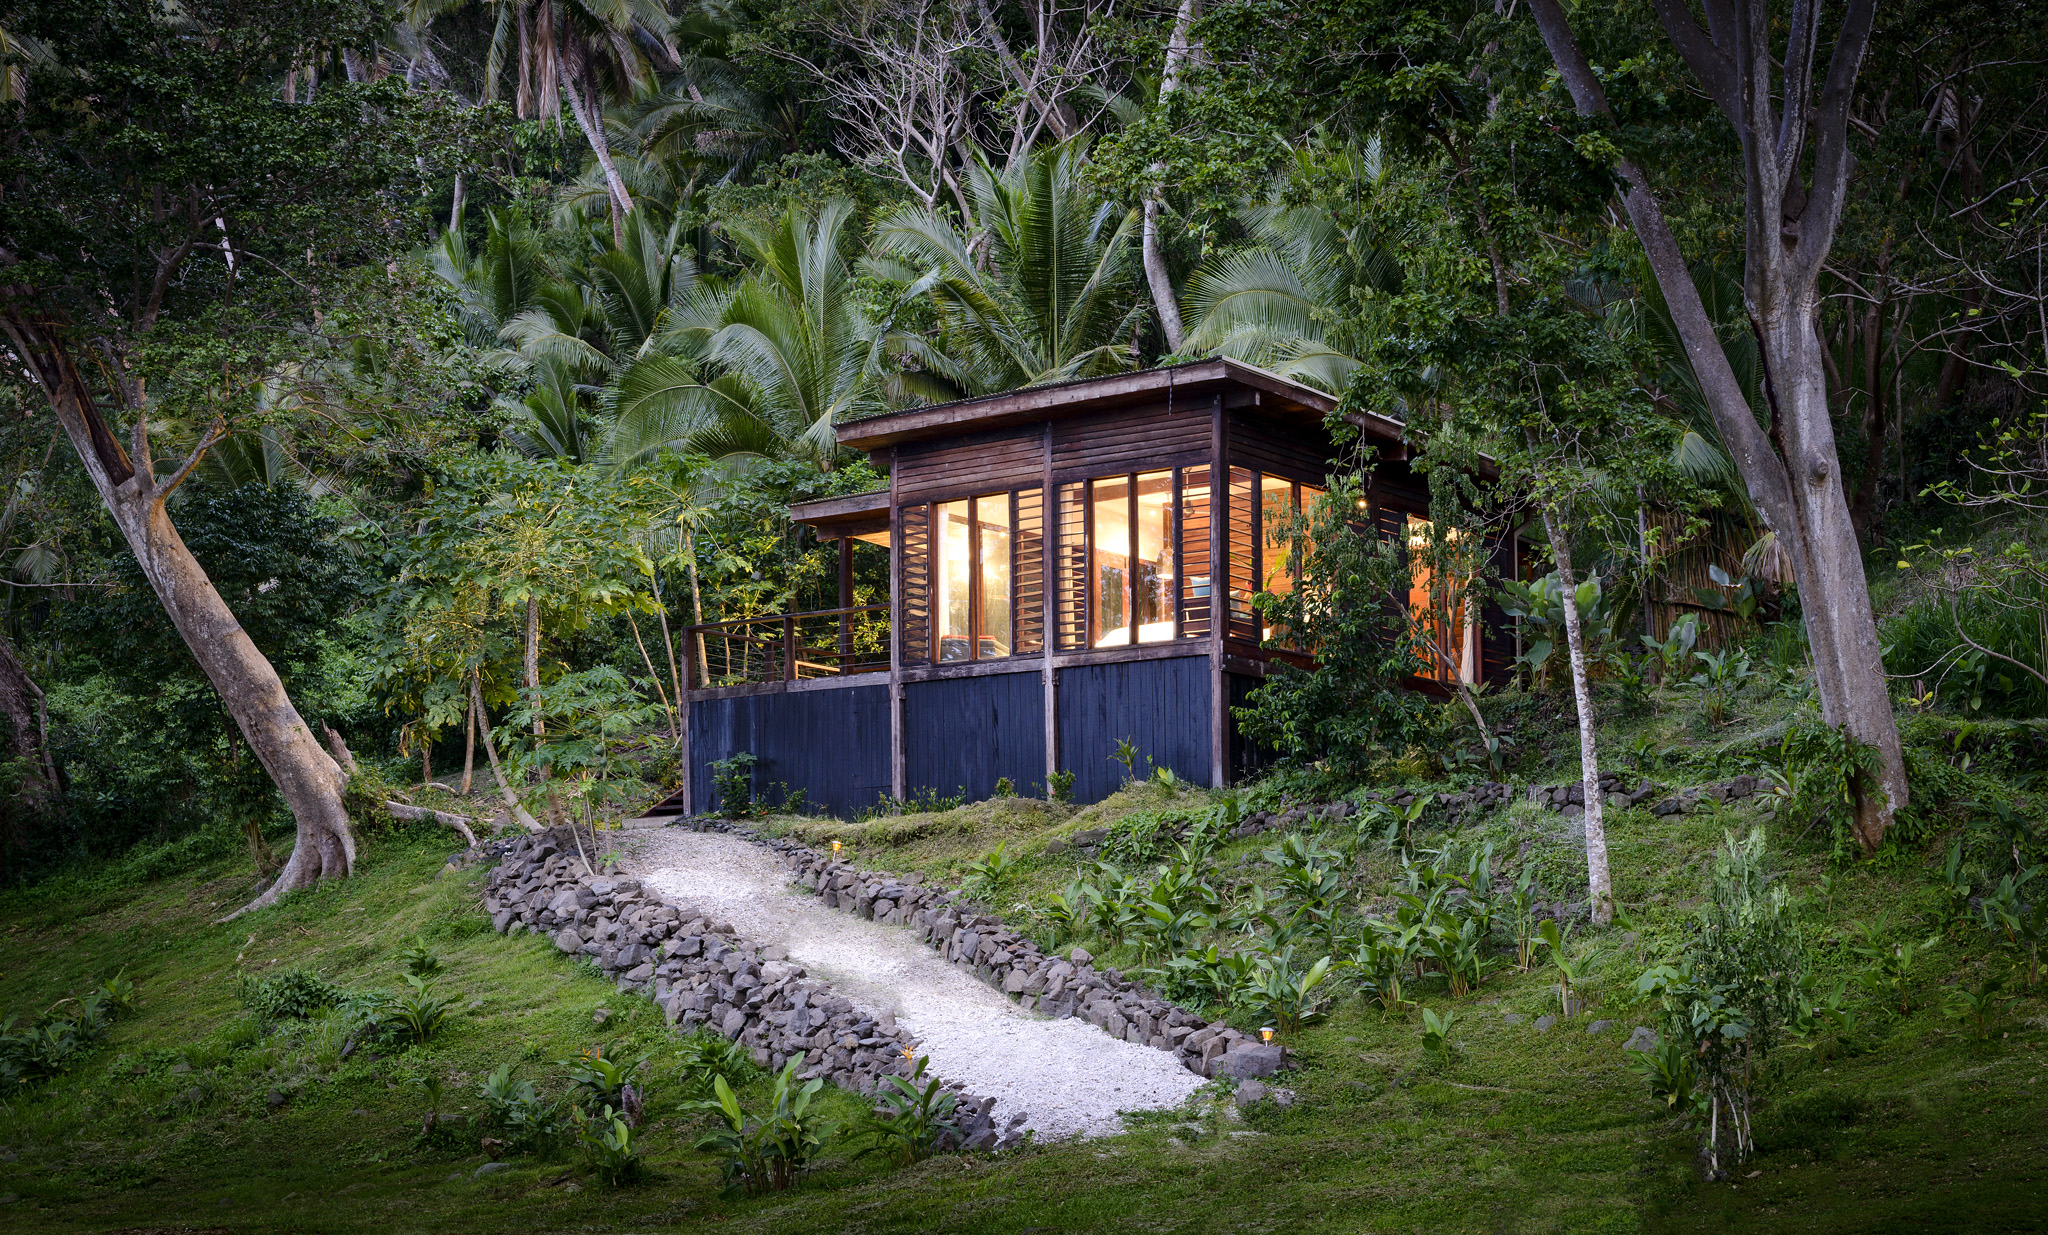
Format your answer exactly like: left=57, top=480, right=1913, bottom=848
left=559, top=63, right=631, bottom=248
left=1142, top=0, right=1200, bottom=354
left=1540, top=508, right=1613, bottom=924
left=0, top=312, right=353, bottom=911
left=1530, top=0, right=1906, bottom=851
left=0, top=631, right=55, bottom=802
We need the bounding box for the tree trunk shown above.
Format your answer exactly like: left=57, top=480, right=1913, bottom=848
left=1540, top=506, right=1613, bottom=925
left=559, top=64, right=631, bottom=248
left=473, top=673, right=542, bottom=832
left=524, top=595, right=543, bottom=736
left=1142, top=197, right=1185, bottom=353
left=1142, top=0, right=1200, bottom=354
left=0, top=312, right=353, bottom=913
left=1529, top=0, right=1906, bottom=850
left=0, top=631, right=54, bottom=803
left=461, top=694, right=477, bottom=795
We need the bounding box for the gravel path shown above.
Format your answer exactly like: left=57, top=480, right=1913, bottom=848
left=620, top=828, right=1205, bottom=1140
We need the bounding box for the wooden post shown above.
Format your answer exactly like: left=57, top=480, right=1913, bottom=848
left=1041, top=421, right=1058, bottom=794
left=837, top=535, right=854, bottom=661
left=677, top=629, right=693, bottom=817
left=888, top=447, right=906, bottom=802
left=1209, top=394, right=1228, bottom=788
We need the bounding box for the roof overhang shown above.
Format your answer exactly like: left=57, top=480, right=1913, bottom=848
left=788, top=489, right=891, bottom=542
left=836, top=358, right=1405, bottom=453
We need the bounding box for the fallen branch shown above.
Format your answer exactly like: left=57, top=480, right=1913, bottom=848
left=382, top=801, right=479, bottom=847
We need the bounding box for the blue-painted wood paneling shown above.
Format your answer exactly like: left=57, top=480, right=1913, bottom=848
left=903, top=670, right=1046, bottom=802
left=690, top=683, right=890, bottom=820
left=1056, top=656, right=1213, bottom=803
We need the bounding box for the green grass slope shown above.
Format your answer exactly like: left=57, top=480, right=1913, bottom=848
left=2, top=702, right=2045, bottom=1233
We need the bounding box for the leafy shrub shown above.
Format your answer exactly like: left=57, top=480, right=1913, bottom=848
left=474, top=1063, right=567, bottom=1153
left=1046, top=770, right=1075, bottom=803
left=375, top=975, right=453, bottom=1046
left=677, top=1033, right=760, bottom=1093
left=693, top=1057, right=832, bottom=1196
left=236, top=969, right=345, bottom=1021
left=576, top=1105, right=645, bottom=1186
left=562, top=1046, right=644, bottom=1118
left=849, top=1055, right=962, bottom=1166
left=395, top=936, right=444, bottom=978
left=1235, top=480, right=1428, bottom=778
left=710, top=752, right=761, bottom=819
left=0, top=973, right=139, bottom=1086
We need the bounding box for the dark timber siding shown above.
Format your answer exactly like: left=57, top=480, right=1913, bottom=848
left=1227, top=672, right=1278, bottom=783
left=1052, top=402, right=1211, bottom=479
left=689, top=685, right=890, bottom=820
left=896, top=425, right=1044, bottom=504
left=903, top=671, right=1047, bottom=801
left=1228, top=411, right=1336, bottom=484
left=1056, top=655, right=1213, bottom=804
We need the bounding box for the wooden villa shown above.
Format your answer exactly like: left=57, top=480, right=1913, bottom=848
left=672, top=360, right=1519, bottom=817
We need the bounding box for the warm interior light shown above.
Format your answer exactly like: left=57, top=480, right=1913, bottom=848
left=1260, top=1026, right=1275, bottom=1044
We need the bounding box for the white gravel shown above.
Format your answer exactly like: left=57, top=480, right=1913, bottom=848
left=620, top=828, right=1206, bottom=1140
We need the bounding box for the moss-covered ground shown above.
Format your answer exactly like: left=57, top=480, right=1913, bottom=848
left=2, top=682, right=2045, bottom=1233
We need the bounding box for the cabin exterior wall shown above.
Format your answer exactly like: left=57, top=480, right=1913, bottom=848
left=1055, top=655, right=1213, bottom=803
left=688, top=683, right=890, bottom=819
left=902, top=670, right=1047, bottom=802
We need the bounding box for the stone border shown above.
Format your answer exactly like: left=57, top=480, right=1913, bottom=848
left=474, top=829, right=1028, bottom=1151
left=695, top=820, right=1290, bottom=1084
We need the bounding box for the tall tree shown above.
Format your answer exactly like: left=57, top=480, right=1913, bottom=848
left=0, top=0, right=435, bottom=911
left=1528, top=0, right=1908, bottom=849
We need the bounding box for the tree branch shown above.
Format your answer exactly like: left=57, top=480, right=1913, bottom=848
left=153, top=417, right=228, bottom=501
left=1648, top=0, right=1740, bottom=126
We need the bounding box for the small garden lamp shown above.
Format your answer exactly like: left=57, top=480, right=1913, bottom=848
left=832, top=840, right=843, bottom=857
left=1260, top=1026, right=1276, bottom=1045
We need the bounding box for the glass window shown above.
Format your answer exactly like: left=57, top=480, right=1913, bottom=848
left=977, top=494, right=1012, bottom=658
left=935, top=499, right=973, bottom=662
left=1135, top=470, right=1175, bottom=644
left=1407, top=515, right=1474, bottom=683
left=1089, top=475, right=1132, bottom=646
left=1179, top=466, right=1212, bottom=639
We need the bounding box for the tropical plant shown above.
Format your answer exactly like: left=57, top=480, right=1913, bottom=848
left=677, top=1032, right=761, bottom=1093
left=1943, top=974, right=2012, bottom=1041
left=1850, top=925, right=1940, bottom=1016
left=1182, top=138, right=1399, bottom=393
left=1498, top=572, right=1618, bottom=690
left=396, top=936, right=444, bottom=979
left=1626, top=1036, right=1699, bottom=1112
left=1241, top=949, right=1333, bottom=1032
left=377, top=975, right=454, bottom=1046
left=1535, top=920, right=1590, bottom=1016
left=1641, top=611, right=1701, bottom=683
left=577, top=1104, right=646, bottom=1186
left=960, top=842, right=1019, bottom=899
left=869, top=137, right=1142, bottom=394
left=562, top=1046, right=645, bottom=1119
left=1680, top=648, right=1759, bottom=724
left=475, top=1063, right=568, bottom=1153
left=692, top=1059, right=832, bottom=1196
left=848, top=1055, right=963, bottom=1166
left=1418, top=1006, right=1458, bottom=1064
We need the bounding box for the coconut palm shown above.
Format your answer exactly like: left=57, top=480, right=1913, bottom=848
left=480, top=0, right=675, bottom=243
left=869, top=137, right=1144, bottom=395
left=430, top=207, right=547, bottom=348
left=606, top=198, right=899, bottom=471
left=1181, top=139, right=1400, bottom=394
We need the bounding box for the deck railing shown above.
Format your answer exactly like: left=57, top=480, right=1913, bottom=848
left=686, top=604, right=890, bottom=689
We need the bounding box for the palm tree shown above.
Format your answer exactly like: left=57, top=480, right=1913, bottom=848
left=869, top=137, right=1144, bottom=395
left=430, top=207, right=547, bottom=348
left=1181, top=139, right=1399, bottom=394
left=481, top=0, right=675, bottom=243
left=607, top=198, right=897, bottom=471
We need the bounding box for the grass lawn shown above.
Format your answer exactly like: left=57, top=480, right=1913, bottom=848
left=2, top=707, right=2045, bottom=1232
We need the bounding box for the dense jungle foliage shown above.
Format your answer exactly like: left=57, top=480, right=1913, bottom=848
left=0, top=0, right=2044, bottom=1229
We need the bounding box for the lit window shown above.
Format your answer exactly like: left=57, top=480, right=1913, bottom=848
left=936, top=499, right=973, bottom=661
left=933, top=494, right=1014, bottom=663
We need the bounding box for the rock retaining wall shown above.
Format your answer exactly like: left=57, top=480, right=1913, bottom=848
left=721, top=824, right=1290, bottom=1083
left=476, top=830, right=1029, bottom=1151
